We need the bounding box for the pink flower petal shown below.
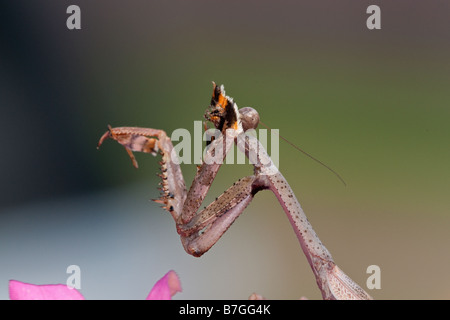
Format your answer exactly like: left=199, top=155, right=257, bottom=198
left=146, top=270, right=182, bottom=300
left=9, top=280, right=84, bottom=300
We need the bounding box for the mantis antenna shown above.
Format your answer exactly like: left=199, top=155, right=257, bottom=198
left=259, top=120, right=347, bottom=187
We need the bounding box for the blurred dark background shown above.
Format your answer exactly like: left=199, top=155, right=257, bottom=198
left=0, top=1, right=449, bottom=299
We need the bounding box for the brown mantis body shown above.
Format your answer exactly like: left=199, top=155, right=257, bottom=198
left=98, top=83, right=373, bottom=300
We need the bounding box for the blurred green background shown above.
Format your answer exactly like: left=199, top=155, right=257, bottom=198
left=0, top=1, right=449, bottom=299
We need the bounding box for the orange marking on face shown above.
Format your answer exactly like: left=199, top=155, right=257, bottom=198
left=217, top=93, right=227, bottom=110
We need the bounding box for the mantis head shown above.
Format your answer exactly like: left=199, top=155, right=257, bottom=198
left=205, top=82, right=259, bottom=133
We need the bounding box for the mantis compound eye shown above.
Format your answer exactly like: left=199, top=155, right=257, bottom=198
left=239, top=107, right=260, bottom=131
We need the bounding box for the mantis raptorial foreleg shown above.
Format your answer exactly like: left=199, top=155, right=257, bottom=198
left=98, top=82, right=373, bottom=300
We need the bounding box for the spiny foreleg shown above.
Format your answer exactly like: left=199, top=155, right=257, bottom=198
left=98, top=125, right=254, bottom=257
left=97, top=126, right=187, bottom=221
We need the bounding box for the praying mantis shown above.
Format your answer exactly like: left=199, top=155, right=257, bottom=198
left=97, top=82, right=373, bottom=300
